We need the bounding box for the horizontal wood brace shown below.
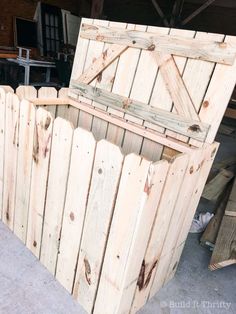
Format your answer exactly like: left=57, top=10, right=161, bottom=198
left=81, top=23, right=236, bottom=65
left=70, top=82, right=210, bottom=142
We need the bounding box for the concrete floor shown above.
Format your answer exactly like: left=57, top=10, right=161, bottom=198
left=0, top=127, right=235, bottom=314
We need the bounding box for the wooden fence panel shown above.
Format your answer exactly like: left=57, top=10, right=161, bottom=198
left=14, top=101, right=36, bottom=242
left=40, top=118, right=73, bottom=274
left=26, top=108, right=53, bottom=257
left=38, top=87, right=58, bottom=119
left=131, top=154, right=189, bottom=312
left=94, top=158, right=169, bottom=314
left=2, top=93, right=20, bottom=230
left=73, top=140, right=123, bottom=313
left=56, top=128, right=96, bottom=293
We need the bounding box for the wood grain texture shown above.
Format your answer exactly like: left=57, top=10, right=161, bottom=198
left=16, top=86, right=37, bottom=100
left=71, top=82, right=209, bottom=141
left=81, top=23, right=236, bottom=65
left=40, top=118, right=73, bottom=274
left=26, top=108, right=53, bottom=258
left=73, top=140, right=123, bottom=313
left=56, top=128, right=96, bottom=293
left=209, top=215, right=236, bottom=270
left=131, top=154, right=189, bottom=312
left=14, top=101, right=35, bottom=243
left=202, top=169, right=234, bottom=202
left=225, top=177, right=236, bottom=217
left=94, top=158, right=169, bottom=314
left=2, top=93, right=20, bottom=230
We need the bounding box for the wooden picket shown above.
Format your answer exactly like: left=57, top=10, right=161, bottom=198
left=56, top=128, right=96, bottom=292
left=14, top=100, right=35, bottom=242
left=73, top=140, right=123, bottom=313
left=2, top=93, right=20, bottom=229
left=40, top=118, right=73, bottom=274
left=26, top=108, right=53, bottom=257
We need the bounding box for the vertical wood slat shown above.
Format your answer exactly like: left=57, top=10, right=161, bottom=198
left=121, top=24, right=148, bottom=155
left=166, top=32, right=224, bottom=142
left=147, top=148, right=206, bottom=296
left=94, top=158, right=169, bottom=314
left=73, top=140, right=123, bottom=313
left=77, top=18, right=106, bottom=131
left=26, top=108, right=53, bottom=258
left=14, top=101, right=36, bottom=243
left=131, top=153, right=189, bottom=312
left=0, top=88, right=6, bottom=219
left=163, top=142, right=219, bottom=287
left=56, top=128, right=96, bottom=293
left=40, top=118, right=73, bottom=274
left=2, top=93, right=20, bottom=230
left=106, top=24, right=141, bottom=147
left=190, top=35, right=236, bottom=145
left=38, top=87, right=58, bottom=119
left=56, top=88, right=79, bottom=128
left=91, top=21, right=127, bottom=141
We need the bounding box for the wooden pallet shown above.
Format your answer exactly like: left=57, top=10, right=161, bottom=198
left=0, top=18, right=236, bottom=314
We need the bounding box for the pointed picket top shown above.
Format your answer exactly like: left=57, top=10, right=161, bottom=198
left=16, top=86, right=37, bottom=100
left=38, top=87, right=58, bottom=98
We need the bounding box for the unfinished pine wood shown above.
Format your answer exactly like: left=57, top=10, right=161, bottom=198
left=71, top=82, right=209, bottom=141
left=190, top=35, right=236, bottom=145
left=91, top=21, right=128, bottom=141
left=81, top=23, right=236, bottom=65
left=14, top=101, right=35, bottom=243
left=77, top=19, right=109, bottom=131
left=56, top=128, right=96, bottom=293
left=118, top=24, right=147, bottom=155
left=209, top=215, right=236, bottom=270
left=26, top=108, right=53, bottom=258
left=2, top=93, right=20, bottom=230
left=147, top=149, right=209, bottom=296
left=163, top=143, right=219, bottom=287
left=131, top=154, right=189, bottom=312
left=0, top=88, right=6, bottom=219
left=153, top=52, right=199, bottom=121
left=40, top=118, right=73, bottom=274
left=201, top=189, right=231, bottom=247
left=94, top=158, right=169, bottom=313
left=73, top=140, right=123, bottom=313
left=76, top=44, right=128, bottom=84
left=202, top=169, right=234, bottom=202
left=57, top=88, right=79, bottom=128
left=225, top=177, right=236, bottom=217
left=106, top=23, right=142, bottom=147
left=16, top=86, right=37, bottom=100
left=38, top=87, right=58, bottom=119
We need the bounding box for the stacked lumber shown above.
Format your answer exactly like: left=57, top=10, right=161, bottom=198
left=201, top=172, right=236, bottom=270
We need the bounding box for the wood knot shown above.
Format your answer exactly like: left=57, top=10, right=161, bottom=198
left=98, top=168, right=103, bottom=174
left=70, top=212, right=75, bottom=221
left=122, top=98, right=132, bottom=110
left=84, top=258, right=91, bottom=285
left=189, top=166, right=194, bottom=174
left=33, top=240, right=37, bottom=247
left=203, top=100, right=209, bottom=108
left=96, top=35, right=104, bottom=41
left=102, top=50, right=108, bottom=60
left=188, top=124, right=201, bottom=133
left=44, top=116, right=51, bottom=130
left=148, top=44, right=156, bottom=51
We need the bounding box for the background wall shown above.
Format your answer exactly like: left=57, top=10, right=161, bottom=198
left=0, top=0, right=80, bottom=47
